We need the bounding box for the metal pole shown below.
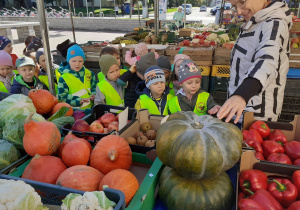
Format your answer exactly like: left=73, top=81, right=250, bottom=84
left=154, top=0, right=159, bottom=36
left=86, top=0, right=88, bottom=17
left=72, top=0, right=75, bottom=16
left=36, top=0, right=55, bottom=96
left=114, top=0, right=116, bottom=18
left=68, top=0, right=76, bottom=42
left=100, top=0, right=102, bottom=15
left=130, top=0, right=132, bottom=18
left=138, top=0, right=141, bottom=27
left=184, top=0, right=186, bottom=28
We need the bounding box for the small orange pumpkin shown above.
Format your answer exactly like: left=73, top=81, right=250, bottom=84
left=62, top=139, right=90, bottom=167
left=90, top=135, right=132, bottom=174
left=53, top=96, right=58, bottom=105
left=28, top=89, right=55, bottom=114
left=51, top=102, right=73, bottom=116
left=99, top=169, right=139, bottom=206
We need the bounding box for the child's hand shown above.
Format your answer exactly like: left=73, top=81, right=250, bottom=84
left=150, top=48, right=156, bottom=52
left=90, top=94, right=95, bottom=101
left=130, top=64, right=137, bottom=73
left=208, top=105, right=221, bottom=115
left=80, top=98, right=90, bottom=104
left=129, top=48, right=134, bottom=53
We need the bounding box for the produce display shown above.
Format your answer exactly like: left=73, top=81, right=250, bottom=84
left=0, top=140, right=20, bottom=170
left=291, top=34, right=300, bottom=49
left=125, top=122, right=156, bottom=147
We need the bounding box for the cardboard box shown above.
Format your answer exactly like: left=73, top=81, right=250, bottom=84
left=291, top=18, right=300, bottom=32
left=290, top=48, right=300, bottom=69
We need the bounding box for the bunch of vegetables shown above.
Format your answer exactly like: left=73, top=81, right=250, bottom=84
left=243, top=121, right=300, bottom=165
left=238, top=169, right=300, bottom=209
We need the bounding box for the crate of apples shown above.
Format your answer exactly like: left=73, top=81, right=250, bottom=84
left=125, top=122, right=156, bottom=148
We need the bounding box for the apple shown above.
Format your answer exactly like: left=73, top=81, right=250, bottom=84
left=90, top=120, right=104, bottom=133
left=71, top=119, right=90, bottom=132
left=103, top=128, right=109, bottom=133
left=108, top=121, right=119, bottom=132
left=178, top=42, right=184, bottom=46
left=291, top=43, right=299, bottom=48
left=291, top=37, right=300, bottom=44
left=99, top=113, right=116, bottom=128
left=85, top=136, right=94, bottom=142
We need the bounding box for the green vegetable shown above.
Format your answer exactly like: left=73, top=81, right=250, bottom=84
left=62, top=193, right=81, bottom=209
left=48, top=107, right=70, bottom=122
left=0, top=139, right=20, bottom=170
left=48, top=107, right=75, bottom=131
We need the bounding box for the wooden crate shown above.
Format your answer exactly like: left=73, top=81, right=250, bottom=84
left=81, top=44, right=121, bottom=63
left=290, top=48, right=300, bottom=69
left=213, top=47, right=231, bottom=65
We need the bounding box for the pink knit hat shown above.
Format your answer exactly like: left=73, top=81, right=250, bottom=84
left=173, top=54, right=191, bottom=66
left=135, top=43, right=148, bottom=57
left=0, top=50, right=13, bottom=68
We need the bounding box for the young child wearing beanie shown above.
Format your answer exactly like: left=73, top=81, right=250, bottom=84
left=168, top=59, right=220, bottom=116
left=0, top=36, right=18, bottom=66
left=10, top=56, right=48, bottom=95
left=95, top=54, right=124, bottom=106
left=56, top=39, right=77, bottom=78
left=0, top=50, right=15, bottom=93
left=135, top=65, right=173, bottom=115
left=156, top=56, right=174, bottom=96
left=125, top=42, right=159, bottom=66
left=58, top=44, right=96, bottom=109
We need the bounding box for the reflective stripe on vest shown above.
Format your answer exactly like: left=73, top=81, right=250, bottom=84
left=39, top=75, right=58, bottom=95
left=62, top=69, right=92, bottom=109
left=0, top=82, right=8, bottom=93
left=98, top=69, right=127, bottom=82
left=139, top=94, right=173, bottom=115
left=97, top=79, right=124, bottom=106
left=168, top=92, right=210, bottom=116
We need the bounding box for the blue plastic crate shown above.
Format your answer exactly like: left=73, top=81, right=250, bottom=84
left=287, top=68, right=300, bottom=79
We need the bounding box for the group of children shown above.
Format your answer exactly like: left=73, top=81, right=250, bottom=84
left=0, top=36, right=220, bottom=116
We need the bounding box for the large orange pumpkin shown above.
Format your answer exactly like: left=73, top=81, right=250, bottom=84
left=56, top=165, right=104, bottom=191
left=51, top=102, right=73, bottom=116
left=28, top=89, right=55, bottom=114
left=53, top=96, right=58, bottom=105
left=99, top=169, right=139, bottom=206
left=23, top=113, right=61, bottom=156
left=22, top=154, right=67, bottom=184
left=90, top=135, right=132, bottom=174
left=62, top=139, right=90, bottom=167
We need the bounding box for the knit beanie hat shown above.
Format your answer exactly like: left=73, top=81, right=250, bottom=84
left=136, top=52, right=157, bottom=76
left=36, top=48, right=44, bottom=63
left=178, top=59, right=202, bottom=84
left=27, top=38, right=43, bottom=51
left=0, top=36, right=11, bottom=50
left=99, top=54, right=119, bottom=76
left=67, top=44, right=85, bottom=63
left=144, top=66, right=165, bottom=88
left=57, top=39, right=77, bottom=59
left=172, top=54, right=191, bottom=71
left=0, top=50, right=13, bottom=68
left=135, top=43, right=148, bottom=57
left=157, top=56, right=171, bottom=72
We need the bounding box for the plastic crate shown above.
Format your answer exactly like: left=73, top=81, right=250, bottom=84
left=201, top=76, right=210, bottom=92
left=287, top=68, right=300, bottom=79
left=0, top=174, right=125, bottom=209
left=198, top=66, right=211, bottom=76
left=278, top=112, right=295, bottom=123
left=211, top=65, right=230, bottom=77
left=282, top=96, right=300, bottom=114
left=210, top=91, right=228, bottom=106
left=209, top=76, right=229, bottom=92
left=284, top=78, right=300, bottom=97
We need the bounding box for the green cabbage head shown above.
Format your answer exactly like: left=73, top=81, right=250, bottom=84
left=0, top=139, right=20, bottom=170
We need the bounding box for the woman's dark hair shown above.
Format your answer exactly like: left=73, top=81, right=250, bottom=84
left=100, top=47, right=119, bottom=57
left=23, top=36, right=36, bottom=54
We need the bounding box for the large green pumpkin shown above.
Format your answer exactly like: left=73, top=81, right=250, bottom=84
left=156, top=111, right=243, bottom=179
left=159, top=166, right=234, bottom=210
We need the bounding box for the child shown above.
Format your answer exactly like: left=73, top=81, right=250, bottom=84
left=135, top=66, right=173, bottom=115
left=10, top=56, right=48, bottom=95
left=23, top=36, right=36, bottom=54
left=0, top=50, right=15, bottom=93
left=26, top=38, right=43, bottom=52
left=168, top=59, right=220, bottom=116
left=117, top=51, right=157, bottom=108
left=157, top=56, right=173, bottom=95
left=58, top=44, right=96, bottom=109
left=95, top=54, right=124, bottom=106
left=0, top=36, right=18, bottom=66
left=24, top=50, right=40, bottom=78
left=125, top=42, right=159, bottom=66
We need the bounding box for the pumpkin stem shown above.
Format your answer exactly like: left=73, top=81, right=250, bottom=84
left=25, top=113, right=35, bottom=124
left=103, top=185, right=108, bottom=189
left=68, top=131, right=73, bottom=135
left=192, top=122, right=204, bottom=129
left=108, top=150, right=117, bottom=161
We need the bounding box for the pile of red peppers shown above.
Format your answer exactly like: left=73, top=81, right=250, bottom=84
left=238, top=169, right=300, bottom=209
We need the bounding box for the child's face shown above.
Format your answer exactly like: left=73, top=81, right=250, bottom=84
left=69, top=56, right=84, bottom=72
left=149, top=81, right=166, bottom=96
left=113, top=53, right=121, bottom=67
left=163, top=69, right=170, bottom=80
left=4, top=43, right=13, bottom=54
left=174, top=60, right=184, bottom=77
left=106, top=64, right=120, bottom=81
left=181, top=78, right=201, bottom=96
left=17, top=65, right=35, bottom=82
left=0, top=65, right=13, bottom=78
left=39, top=54, right=46, bottom=70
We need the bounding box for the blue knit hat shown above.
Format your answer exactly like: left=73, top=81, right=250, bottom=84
left=0, top=36, right=11, bottom=50
left=144, top=65, right=166, bottom=88
left=67, top=44, right=85, bottom=63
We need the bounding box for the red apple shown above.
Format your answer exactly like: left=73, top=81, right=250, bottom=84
left=108, top=121, right=119, bottom=132
left=116, top=113, right=120, bottom=122
left=90, top=120, right=104, bottom=133
left=71, top=119, right=90, bottom=132
left=103, top=128, right=109, bottom=133
left=85, top=136, right=94, bottom=142
left=291, top=37, right=300, bottom=44
left=99, top=113, right=116, bottom=128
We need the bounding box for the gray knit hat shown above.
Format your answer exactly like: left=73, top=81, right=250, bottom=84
left=99, top=54, right=119, bottom=76
left=178, top=59, right=202, bottom=84
left=136, top=52, right=157, bottom=76
left=36, top=48, right=44, bottom=63
left=156, top=56, right=171, bottom=72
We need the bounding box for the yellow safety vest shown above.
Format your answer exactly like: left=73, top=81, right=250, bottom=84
left=139, top=94, right=173, bottom=115
left=39, top=75, right=59, bottom=95
left=97, top=69, right=127, bottom=82
left=97, top=79, right=124, bottom=106
left=168, top=92, right=210, bottom=116
left=61, top=69, right=92, bottom=109
left=168, top=81, right=175, bottom=96
left=0, top=82, right=8, bottom=93
left=13, top=70, right=18, bottom=74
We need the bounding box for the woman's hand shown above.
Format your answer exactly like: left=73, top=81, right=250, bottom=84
left=208, top=105, right=221, bottom=115
left=217, top=95, right=246, bottom=124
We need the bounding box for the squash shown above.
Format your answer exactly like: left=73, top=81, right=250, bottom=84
left=62, top=139, right=90, bottom=167
left=56, top=165, right=104, bottom=191
left=159, top=166, right=234, bottom=210
left=90, top=135, right=132, bottom=175
left=156, top=111, right=243, bottom=179
left=28, top=89, right=56, bottom=114
left=22, top=154, right=67, bottom=184
left=51, top=102, right=73, bottom=116
left=99, top=169, right=139, bottom=206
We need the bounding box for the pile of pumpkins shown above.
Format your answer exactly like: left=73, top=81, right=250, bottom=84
left=156, top=112, right=244, bottom=209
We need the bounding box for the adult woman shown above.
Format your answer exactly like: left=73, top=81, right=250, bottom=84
left=217, top=0, right=293, bottom=123
left=173, top=6, right=185, bottom=29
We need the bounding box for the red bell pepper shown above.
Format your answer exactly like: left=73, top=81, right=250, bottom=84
left=246, top=189, right=283, bottom=210
left=294, top=159, right=300, bottom=166
left=268, top=129, right=287, bottom=146
left=267, top=153, right=292, bottom=165
left=287, top=201, right=300, bottom=210
left=255, top=152, right=265, bottom=160
left=239, top=169, right=268, bottom=194
left=238, top=192, right=249, bottom=201
left=285, top=141, right=300, bottom=161
left=262, top=141, right=284, bottom=159
left=238, top=199, right=264, bottom=210
left=250, top=121, right=270, bottom=138
left=268, top=179, right=298, bottom=208
left=243, top=129, right=263, bottom=144
left=292, top=170, right=300, bottom=200
left=244, top=138, right=263, bottom=153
